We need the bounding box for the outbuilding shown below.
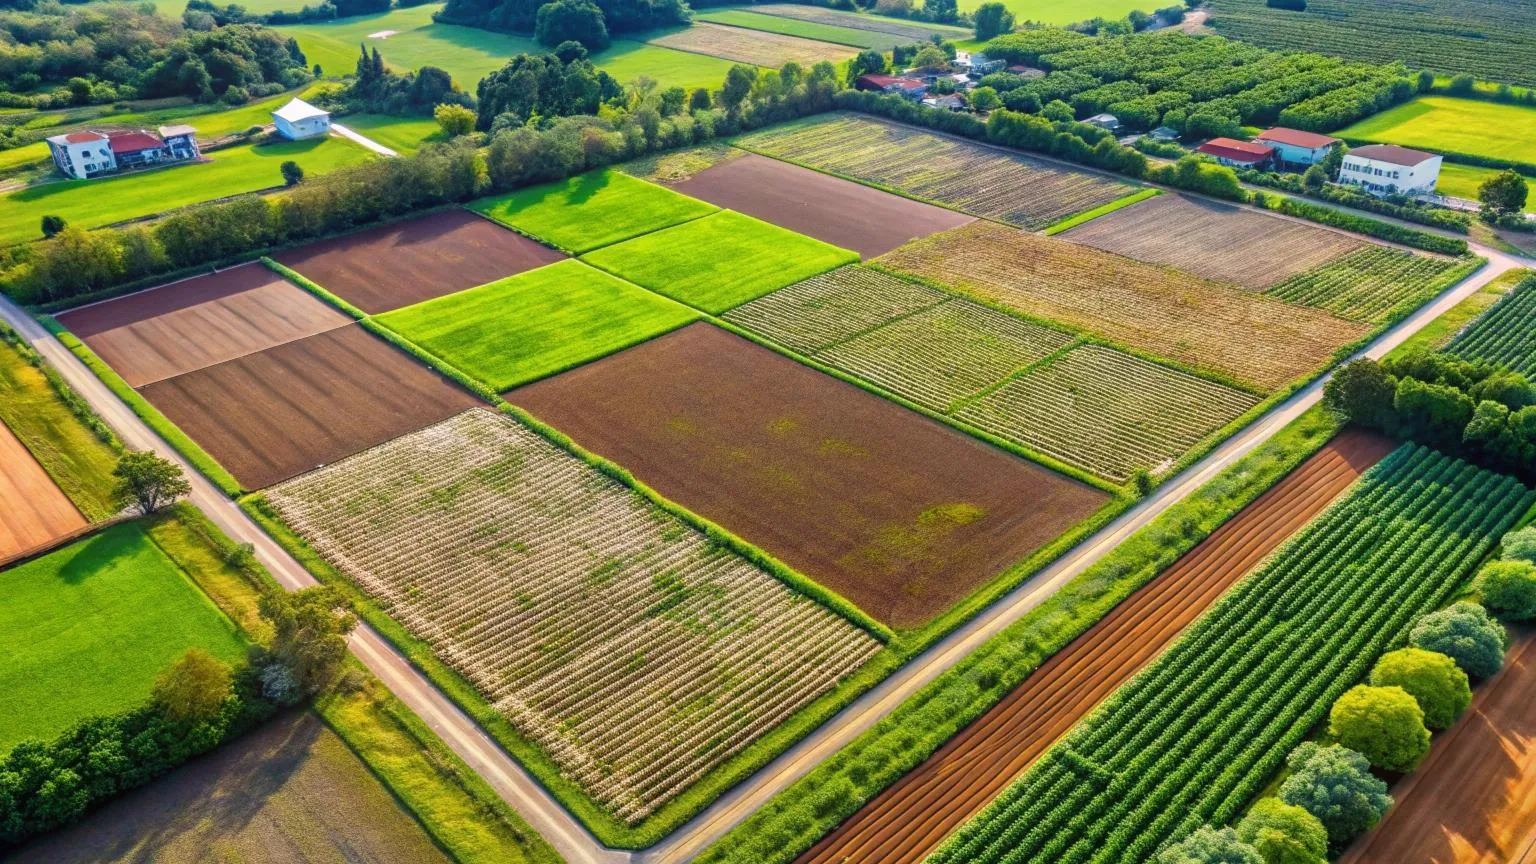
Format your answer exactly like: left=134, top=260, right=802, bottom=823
left=1254, top=127, right=1339, bottom=168
left=272, top=98, right=332, bottom=140
left=1196, top=137, right=1274, bottom=168
left=1339, top=144, right=1442, bottom=195
left=854, top=74, right=928, bottom=101
left=1085, top=113, right=1121, bottom=132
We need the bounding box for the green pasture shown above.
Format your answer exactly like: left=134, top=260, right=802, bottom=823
left=1437, top=162, right=1536, bottom=212
left=1337, top=96, right=1536, bottom=165
left=0, top=523, right=247, bottom=753
left=692, top=10, right=894, bottom=48
left=335, top=113, right=447, bottom=155
left=581, top=209, right=859, bottom=314
left=471, top=169, right=717, bottom=254
left=961, top=0, right=1153, bottom=22
left=0, top=136, right=370, bottom=246
left=377, top=259, right=697, bottom=390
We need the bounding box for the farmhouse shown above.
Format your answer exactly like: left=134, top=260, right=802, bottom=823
left=854, top=74, right=927, bottom=100
left=1255, top=127, right=1340, bottom=167
left=272, top=98, right=332, bottom=140
left=923, top=93, right=968, bottom=112
left=1196, top=137, right=1274, bottom=168
left=1085, top=113, right=1121, bottom=132
left=45, top=126, right=201, bottom=180
left=1339, top=143, right=1442, bottom=195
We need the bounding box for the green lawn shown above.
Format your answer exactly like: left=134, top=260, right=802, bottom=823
left=594, top=39, right=742, bottom=90
left=580, top=209, right=859, bottom=314
left=1437, top=162, right=1536, bottom=212
left=693, top=9, right=895, bottom=48
left=0, top=136, right=370, bottom=245
left=470, top=169, right=718, bottom=253
left=0, top=523, right=247, bottom=753
left=335, top=113, right=448, bottom=155
left=377, top=259, right=698, bottom=390
left=1337, top=95, right=1536, bottom=165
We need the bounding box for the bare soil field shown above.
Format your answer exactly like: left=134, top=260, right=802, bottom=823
left=798, top=429, right=1397, bottom=864
left=1060, top=193, right=1364, bottom=290
left=57, top=263, right=351, bottom=387
left=1343, top=625, right=1536, bottom=864
left=878, top=221, right=1370, bottom=390
left=508, top=322, right=1108, bottom=629
left=647, top=22, right=858, bottom=67
left=273, top=209, right=566, bottom=314
left=0, top=421, right=86, bottom=562
left=6, top=711, right=451, bottom=864
left=666, top=153, right=973, bottom=258
left=139, top=325, right=478, bottom=489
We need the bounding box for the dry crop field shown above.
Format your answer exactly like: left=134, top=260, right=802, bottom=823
left=748, top=4, right=970, bottom=41
left=647, top=23, right=858, bottom=67
left=266, top=408, right=881, bottom=824
left=878, top=222, right=1371, bottom=391
left=0, top=422, right=86, bottom=562
left=1059, top=193, right=1364, bottom=290
left=737, top=114, right=1131, bottom=230
left=1266, top=246, right=1481, bottom=323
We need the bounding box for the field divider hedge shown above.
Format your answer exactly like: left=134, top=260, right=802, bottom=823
left=1043, top=188, right=1161, bottom=236
left=260, top=257, right=367, bottom=320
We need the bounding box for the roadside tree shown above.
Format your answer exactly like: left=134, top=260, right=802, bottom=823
left=111, top=451, right=191, bottom=515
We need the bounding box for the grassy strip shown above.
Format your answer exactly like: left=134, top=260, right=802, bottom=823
left=261, top=257, right=367, bottom=320
left=1389, top=266, right=1534, bottom=359
left=696, top=404, right=1343, bottom=864
left=1043, top=187, right=1160, bottom=235
left=39, top=315, right=243, bottom=497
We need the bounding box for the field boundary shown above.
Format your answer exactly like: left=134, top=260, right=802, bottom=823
left=1043, top=188, right=1161, bottom=235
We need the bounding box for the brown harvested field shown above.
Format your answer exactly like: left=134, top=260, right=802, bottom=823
left=138, top=324, right=478, bottom=490
left=877, top=221, right=1371, bottom=390
left=5, top=711, right=451, bottom=864
left=0, top=421, right=87, bottom=562
left=797, top=428, right=1397, bottom=864
left=273, top=209, right=566, bottom=314
left=666, top=153, right=974, bottom=258
left=57, top=263, right=352, bottom=387
left=508, top=322, right=1108, bottom=629
left=1060, top=193, right=1364, bottom=290
left=647, top=22, right=858, bottom=67
left=1342, top=625, right=1536, bottom=864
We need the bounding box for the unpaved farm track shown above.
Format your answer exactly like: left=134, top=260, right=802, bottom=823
left=0, top=420, right=86, bottom=561
left=796, top=428, right=1397, bottom=864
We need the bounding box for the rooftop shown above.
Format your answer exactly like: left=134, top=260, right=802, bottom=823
left=857, top=74, right=926, bottom=91
left=158, top=124, right=198, bottom=138
left=107, top=130, right=165, bottom=154
left=49, top=131, right=107, bottom=145
left=1348, top=143, right=1440, bottom=167
left=1256, top=127, right=1340, bottom=149
left=273, top=97, right=330, bottom=123
left=1197, top=137, right=1275, bottom=162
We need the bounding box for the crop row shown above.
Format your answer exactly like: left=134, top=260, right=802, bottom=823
left=720, top=266, right=945, bottom=354
left=265, top=409, right=881, bottom=824
left=1444, top=273, right=1536, bottom=376
left=1266, top=247, right=1480, bottom=323
left=931, top=444, right=1531, bottom=863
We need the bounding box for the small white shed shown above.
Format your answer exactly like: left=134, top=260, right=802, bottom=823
left=272, top=98, right=332, bottom=140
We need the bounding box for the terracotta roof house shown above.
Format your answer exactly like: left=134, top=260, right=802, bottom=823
left=45, top=126, right=198, bottom=180
left=1196, top=137, right=1275, bottom=167
left=1340, top=144, right=1443, bottom=195
left=854, top=74, right=928, bottom=100
left=1255, top=127, right=1340, bottom=166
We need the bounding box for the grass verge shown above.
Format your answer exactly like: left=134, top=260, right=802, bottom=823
left=1042, top=187, right=1159, bottom=235
left=1388, top=266, right=1534, bottom=359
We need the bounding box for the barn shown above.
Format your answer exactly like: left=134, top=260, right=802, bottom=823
left=272, top=98, right=332, bottom=140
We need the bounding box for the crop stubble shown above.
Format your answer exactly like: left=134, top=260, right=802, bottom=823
left=646, top=22, right=858, bottom=67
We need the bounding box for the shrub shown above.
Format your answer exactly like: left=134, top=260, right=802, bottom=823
left=1235, top=798, right=1328, bottom=864
left=1409, top=601, right=1508, bottom=679
left=1155, top=826, right=1263, bottom=864
left=1502, top=525, right=1536, bottom=562
left=1477, top=558, right=1536, bottom=620
left=1277, top=743, right=1392, bottom=847
left=1368, top=647, right=1471, bottom=730
left=153, top=647, right=234, bottom=723
left=280, top=160, right=304, bottom=186
left=1328, top=684, right=1431, bottom=772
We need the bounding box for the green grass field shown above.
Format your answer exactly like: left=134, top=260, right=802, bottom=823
left=0, top=136, right=370, bottom=246
left=961, top=0, right=1152, bottom=22
left=0, top=523, right=247, bottom=753
left=335, top=113, right=448, bottom=155
left=471, top=169, right=718, bottom=253
left=692, top=10, right=895, bottom=48
left=378, top=259, right=697, bottom=390
left=1437, top=162, right=1536, bottom=212
left=580, top=209, right=859, bottom=314
left=1336, top=95, right=1536, bottom=165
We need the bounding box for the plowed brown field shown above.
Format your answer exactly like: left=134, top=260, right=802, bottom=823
left=796, top=428, right=1396, bottom=864
left=0, top=421, right=86, bottom=562
left=273, top=209, right=566, bottom=314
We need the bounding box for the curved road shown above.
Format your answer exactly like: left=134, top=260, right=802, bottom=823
left=4, top=236, right=1528, bottom=864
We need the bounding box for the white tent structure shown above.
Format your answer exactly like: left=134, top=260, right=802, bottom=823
left=272, top=98, right=332, bottom=140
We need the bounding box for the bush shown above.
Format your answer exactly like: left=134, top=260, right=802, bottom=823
left=1277, top=743, right=1392, bottom=847
left=1328, top=684, right=1431, bottom=772
left=1235, top=798, right=1328, bottom=864
left=1154, top=826, right=1263, bottom=864
left=1368, top=648, right=1471, bottom=730
left=1502, top=525, right=1536, bottom=562
left=1409, top=601, right=1508, bottom=679
left=1478, top=558, right=1536, bottom=620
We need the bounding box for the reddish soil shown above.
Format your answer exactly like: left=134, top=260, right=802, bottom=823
left=1343, top=625, right=1536, bottom=864
left=0, top=421, right=86, bottom=562
left=797, top=428, right=1397, bottom=864
left=508, top=322, right=1108, bottom=629
left=57, top=263, right=351, bottom=387
left=273, top=209, right=566, bottom=314
left=667, top=153, right=974, bottom=259
left=139, top=324, right=478, bottom=490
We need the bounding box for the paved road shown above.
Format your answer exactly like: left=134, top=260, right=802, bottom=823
left=331, top=123, right=398, bottom=158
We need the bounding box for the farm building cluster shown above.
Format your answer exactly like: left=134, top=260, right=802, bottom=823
left=1194, top=127, right=1443, bottom=196
left=854, top=50, right=1011, bottom=112
left=45, top=125, right=200, bottom=180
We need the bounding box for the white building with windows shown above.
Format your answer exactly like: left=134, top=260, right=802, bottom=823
left=45, top=127, right=201, bottom=180
left=1339, top=144, right=1442, bottom=195
left=272, top=98, right=332, bottom=140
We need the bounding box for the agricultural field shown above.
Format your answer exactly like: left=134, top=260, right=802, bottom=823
left=955, top=346, right=1261, bottom=482
left=377, top=260, right=697, bottom=390
left=1265, top=247, right=1482, bottom=323
left=957, top=0, right=1153, bottom=21
left=274, top=209, right=565, bottom=314
left=878, top=221, right=1370, bottom=390
left=470, top=169, right=718, bottom=254
left=739, top=114, right=1132, bottom=231
left=1334, top=95, right=1536, bottom=166
left=138, top=325, right=478, bottom=490
left=1059, top=193, right=1364, bottom=290
left=721, top=265, right=949, bottom=354
left=1444, top=273, right=1536, bottom=376
left=1437, top=163, right=1536, bottom=212
left=743, top=4, right=970, bottom=41
left=58, top=263, right=352, bottom=387
left=646, top=23, right=858, bottom=68
left=331, top=113, right=447, bottom=155
left=798, top=429, right=1397, bottom=864
left=265, top=408, right=882, bottom=824
left=509, top=322, right=1110, bottom=629
left=0, top=422, right=86, bottom=562
left=579, top=210, right=858, bottom=314
left=932, top=444, right=1531, bottom=864
left=665, top=152, right=974, bottom=258
left=618, top=142, right=744, bottom=183
left=692, top=10, right=901, bottom=49
left=0, top=523, right=247, bottom=753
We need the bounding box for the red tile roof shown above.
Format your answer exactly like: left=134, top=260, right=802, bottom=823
left=63, top=131, right=106, bottom=144
left=857, top=74, right=925, bottom=91
left=1197, top=138, right=1275, bottom=163
left=107, top=130, right=164, bottom=154
left=1256, top=127, right=1339, bottom=149
left=1348, top=143, right=1439, bottom=167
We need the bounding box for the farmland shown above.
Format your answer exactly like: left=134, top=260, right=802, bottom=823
left=376, top=260, right=697, bottom=390
left=877, top=221, right=1370, bottom=390
left=579, top=210, right=858, bottom=314
left=1335, top=96, right=1536, bottom=167
left=1060, top=193, right=1364, bottom=290
left=1444, top=273, right=1536, bottom=375
left=743, top=5, right=970, bottom=41
left=1437, top=163, right=1536, bottom=212
left=958, top=0, right=1153, bottom=21
left=509, top=323, right=1110, bottom=629
left=265, top=408, right=882, bottom=824
left=737, top=114, right=1132, bottom=231
left=646, top=23, right=858, bottom=67
left=274, top=209, right=565, bottom=314
left=0, top=523, right=246, bottom=753
left=955, top=346, right=1261, bottom=482
left=797, top=429, right=1397, bottom=864
left=692, top=10, right=902, bottom=50
left=470, top=169, right=718, bottom=254
left=932, top=445, right=1531, bottom=864
left=0, top=422, right=86, bottom=562
left=1266, top=247, right=1482, bottom=323
left=721, top=266, right=948, bottom=354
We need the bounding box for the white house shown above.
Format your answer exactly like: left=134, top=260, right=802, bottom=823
left=1339, top=144, right=1442, bottom=195
left=1254, top=127, right=1339, bottom=168
left=45, top=131, right=114, bottom=180
left=45, top=127, right=201, bottom=180
left=272, top=98, right=332, bottom=140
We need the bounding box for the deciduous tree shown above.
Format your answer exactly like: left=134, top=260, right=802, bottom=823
left=111, top=452, right=190, bottom=516
left=153, top=648, right=234, bottom=723
left=1368, top=647, right=1470, bottom=730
